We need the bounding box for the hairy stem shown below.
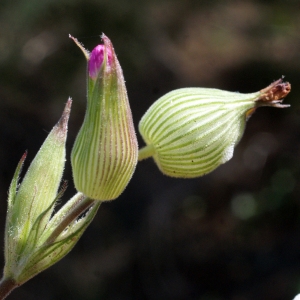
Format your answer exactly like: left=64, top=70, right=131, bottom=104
left=45, top=193, right=97, bottom=245
left=0, top=277, right=18, bottom=300
left=138, top=144, right=155, bottom=161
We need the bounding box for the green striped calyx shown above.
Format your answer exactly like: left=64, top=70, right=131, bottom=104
left=70, top=34, right=138, bottom=201
left=138, top=79, right=290, bottom=178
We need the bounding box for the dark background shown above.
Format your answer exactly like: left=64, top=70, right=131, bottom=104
left=1, top=0, right=300, bottom=299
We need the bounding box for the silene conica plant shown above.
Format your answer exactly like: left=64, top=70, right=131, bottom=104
left=0, top=34, right=291, bottom=299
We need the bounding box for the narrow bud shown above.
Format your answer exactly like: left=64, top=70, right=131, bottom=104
left=71, top=34, right=138, bottom=201
left=138, top=79, right=290, bottom=178
left=4, top=100, right=71, bottom=284
left=8, top=99, right=71, bottom=233
left=3, top=100, right=101, bottom=287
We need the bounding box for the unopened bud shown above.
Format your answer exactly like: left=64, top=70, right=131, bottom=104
left=70, top=34, right=138, bottom=200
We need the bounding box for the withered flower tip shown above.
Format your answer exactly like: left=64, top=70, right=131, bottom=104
left=257, top=78, right=291, bottom=108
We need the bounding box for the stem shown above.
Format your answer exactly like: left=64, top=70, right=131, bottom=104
left=45, top=194, right=97, bottom=245
left=138, top=144, right=155, bottom=161
left=0, top=277, right=18, bottom=300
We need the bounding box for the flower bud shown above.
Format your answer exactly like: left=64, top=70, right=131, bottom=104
left=3, top=100, right=101, bottom=287
left=70, top=34, right=138, bottom=201
left=88, top=44, right=112, bottom=79
left=138, top=79, right=290, bottom=178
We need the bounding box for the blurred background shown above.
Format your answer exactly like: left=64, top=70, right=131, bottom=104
left=1, top=0, right=300, bottom=299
